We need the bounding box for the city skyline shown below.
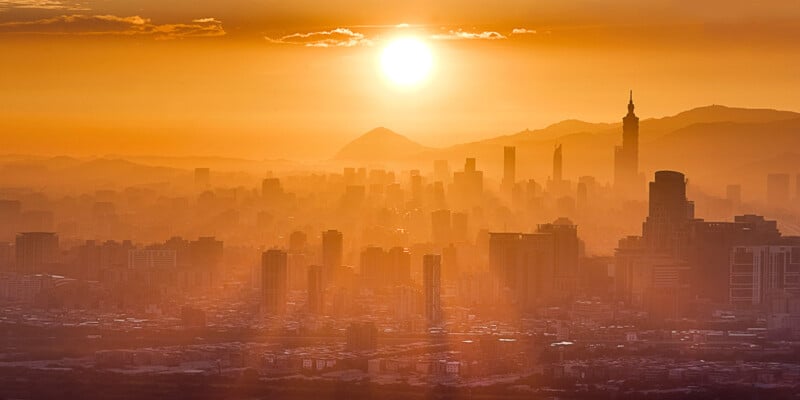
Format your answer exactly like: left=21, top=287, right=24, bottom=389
left=3, top=1, right=800, bottom=399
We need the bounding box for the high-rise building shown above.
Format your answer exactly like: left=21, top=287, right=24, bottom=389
left=547, top=145, right=570, bottom=195
left=451, top=212, right=469, bottom=243
left=614, top=91, right=643, bottom=197
left=433, top=160, right=450, bottom=184
left=322, top=230, right=343, bottom=286
left=489, top=231, right=557, bottom=308
left=553, top=144, right=563, bottom=183
left=502, top=146, right=516, bottom=193
left=0, top=200, right=21, bottom=241
left=287, top=253, right=308, bottom=290
left=0, top=241, right=13, bottom=271
left=537, top=218, right=580, bottom=296
left=15, top=232, right=58, bottom=273
left=687, top=215, right=780, bottom=302
left=360, top=246, right=386, bottom=287
left=189, top=236, right=223, bottom=274
left=767, top=173, right=790, bottom=207
left=453, top=158, right=483, bottom=207
left=288, top=231, right=307, bottom=253
left=730, top=244, right=800, bottom=306
left=262, top=249, right=288, bottom=314
left=726, top=184, right=742, bottom=210
left=194, top=168, right=210, bottom=188
left=410, top=171, right=423, bottom=204
left=387, top=246, right=411, bottom=285
left=307, top=265, right=324, bottom=314
left=642, top=171, right=694, bottom=252
left=423, top=254, right=442, bottom=324
left=796, top=174, right=800, bottom=201
left=442, top=244, right=458, bottom=282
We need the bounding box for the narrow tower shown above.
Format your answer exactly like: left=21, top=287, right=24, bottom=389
left=553, top=144, right=563, bottom=183
left=614, top=91, right=641, bottom=197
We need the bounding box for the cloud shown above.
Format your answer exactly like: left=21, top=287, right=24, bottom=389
left=511, top=28, right=537, bottom=35
left=0, top=14, right=226, bottom=39
left=192, top=17, right=220, bottom=24
left=431, top=29, right=506, bottom=40
left=0, top=0, right=88, bottom=11
left=265, top=28, right=371, bottom=47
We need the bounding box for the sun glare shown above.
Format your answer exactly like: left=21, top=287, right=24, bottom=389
left=380, top=37, right=433, bottom=87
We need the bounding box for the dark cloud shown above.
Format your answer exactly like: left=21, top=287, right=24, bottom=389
left=0, top=13, right=226, bottom=38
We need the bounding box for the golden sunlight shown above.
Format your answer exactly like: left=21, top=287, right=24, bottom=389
left=380, top=37, right=433, bottom=87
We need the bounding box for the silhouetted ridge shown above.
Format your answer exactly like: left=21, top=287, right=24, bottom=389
left=334, top=127, right=429, bottom=161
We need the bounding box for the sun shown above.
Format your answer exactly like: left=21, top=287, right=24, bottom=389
left=380, top=37, right=433, bottom=87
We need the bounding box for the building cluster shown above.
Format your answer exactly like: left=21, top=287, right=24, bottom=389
left=1, top=94, right=800, bottom=393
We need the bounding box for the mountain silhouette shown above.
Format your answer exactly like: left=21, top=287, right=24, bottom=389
left=334, top=127, right=430, bottom=162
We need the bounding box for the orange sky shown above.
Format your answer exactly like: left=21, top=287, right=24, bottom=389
left=1, top=0, right=800, bottom=159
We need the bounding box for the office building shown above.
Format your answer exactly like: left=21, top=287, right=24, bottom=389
left=262, top=249, right=288, bottom=314
left=15, top=232, right=58, bottom=273
left=322, top=230, right=343, bottom=286
left=423, top=254, right=442, bottom=324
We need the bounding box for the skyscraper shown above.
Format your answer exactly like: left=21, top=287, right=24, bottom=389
left=767, top=173, right=790, bottom=207
left=189, top=236, right=223, bottom=277
left=423, top=254, right=442, bottom=324
left=288, top=231, right=307, bottom=253
left=360, top=246, right=386, bottom=287
left=194, top=168, right=210, bottom=188
left=642, top=171, right=694, bottom=252
left=307, top=265, right=324, bottom=314
left=15, top=232, right=59, bottom=273
left=614, top=91, right=642, bottom=197
left=729, top=244, right=800, bottom=306
left=452, top=158, right=483, bottom=207
left=387, top=246, right=411, bottom=285
left=553, top=144, right=563, bottom=183
left=262, top=249, right=288, bottom=314
left=726, top=184, right=742, bottom=211
left=322, top=230, right=343, bottom=286
left=537, top=218, right=580, bottom=297
left=502, top=146, right=516, bottom=194
left=433, top=160, right=450, bottom=184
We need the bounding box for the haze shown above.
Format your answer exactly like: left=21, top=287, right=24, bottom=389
left=4, top=2, right=800, bottom=399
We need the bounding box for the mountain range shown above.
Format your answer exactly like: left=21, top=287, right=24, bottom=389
left=335, top=105, right=800, bottom=195
left=1, top=105, right=799, bottom=199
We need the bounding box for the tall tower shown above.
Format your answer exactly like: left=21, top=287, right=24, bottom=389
left=321, top=230, right=343, bottom=286
left=553, top=144, right=563, bottom=183
left=423, top=254, right=442, bottom=324
left=262, top=249, right=288, bottom=314
left=307, top=265, right=324, bottom=314
left=502, top=146, right=516, bottom=193
left=614, top=91, right=641, bottom=197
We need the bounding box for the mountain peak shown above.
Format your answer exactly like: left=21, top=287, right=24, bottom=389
left=334, top=127, right=429, bottom=162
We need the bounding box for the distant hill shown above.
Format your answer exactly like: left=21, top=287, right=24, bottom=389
left=334, top=127, right=430, bottom=162
left=643, top=117, right=800, bottom=186
left=638, top=105, right=800, bottom=142
left=361, top=105, right=800, bottom=192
